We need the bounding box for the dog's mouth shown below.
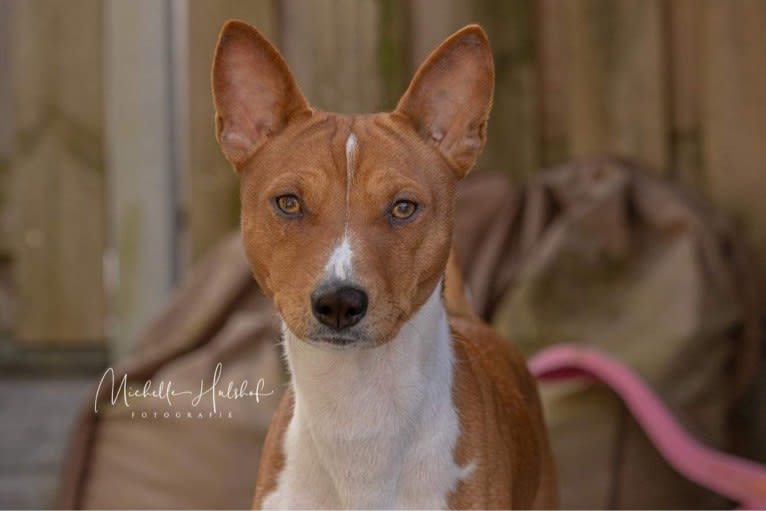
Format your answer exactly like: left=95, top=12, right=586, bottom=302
left=316, top=335, right=355, bottom=344
left=307, top=328, right=376, bottom=350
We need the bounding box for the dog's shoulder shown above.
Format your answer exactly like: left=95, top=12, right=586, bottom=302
left=448, top=315, right=546, bottom=508
left=449, top=315, right=540, bottom=410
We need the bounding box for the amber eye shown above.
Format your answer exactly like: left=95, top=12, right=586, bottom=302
left=275, top=194, right=302, bottom=217
left=390, top=199, right=418, bottom=221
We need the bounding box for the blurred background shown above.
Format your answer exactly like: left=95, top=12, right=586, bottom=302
left=0, top=0, right=765, bottom=509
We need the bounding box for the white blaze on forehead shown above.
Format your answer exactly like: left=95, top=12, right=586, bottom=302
left=344, top=132, right=357, bottom=230
left=345, top=133, right=357, bottom=197
left=325, top=235, right=353, bottom=280
left=321, top=132, right=358, bottom=282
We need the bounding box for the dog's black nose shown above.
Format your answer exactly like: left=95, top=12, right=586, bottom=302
left=311, top=285, right=368, bottom=330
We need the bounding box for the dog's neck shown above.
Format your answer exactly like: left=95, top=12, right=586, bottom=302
left=274, top=280, right=469, bottom=509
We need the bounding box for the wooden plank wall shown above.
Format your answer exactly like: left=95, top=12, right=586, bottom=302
left=2, top=0, right=766, bottom=347
left=566, top=0, right=668, bottom=172
left=0, top=0, right=14, bottom=334
left=703, top=0, right=766, bottom=271
left=104, top=1, right=180, bottom=358
left=8, top=0, right=106, bottom=344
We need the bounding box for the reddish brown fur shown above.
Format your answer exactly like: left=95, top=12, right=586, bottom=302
left=238, top=112, right=455, bottom=345
left=212, top=20, right=557, bottom=509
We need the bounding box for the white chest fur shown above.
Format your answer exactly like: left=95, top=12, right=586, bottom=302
left=262, top=283, right=471, bottom=509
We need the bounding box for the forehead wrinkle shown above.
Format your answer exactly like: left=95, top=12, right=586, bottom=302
left=326, top=116, right=341, bottom=176
left=372, top=114, right=447, bottom=170
left=360, top=121, right=421, bottom=171
left=281, top=113, right=335, bottom=147
left=372, top=114, right=419, bottom=149
left=267, top=118, right=337, bottom=167
left=257, top=116, right=346, bottom=197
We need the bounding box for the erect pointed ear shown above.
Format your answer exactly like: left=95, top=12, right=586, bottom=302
left=212, top=20, right=309, bottom=169
left=395, top=25, right=494, bottom=178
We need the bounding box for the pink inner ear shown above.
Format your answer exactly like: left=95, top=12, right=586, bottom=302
left=212, top=20, right=308, bottom=168
left=395, top=26, right=494, bottom=176
left=219, top=126, right=257, bottom=161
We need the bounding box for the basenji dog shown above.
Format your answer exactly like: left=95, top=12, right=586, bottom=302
left=212, top=20, right=557, bottom=510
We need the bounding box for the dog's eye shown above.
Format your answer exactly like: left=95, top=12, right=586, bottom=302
left=275, top=194, right=303, bottom=217
left=390, top=200, right=418, bottom=221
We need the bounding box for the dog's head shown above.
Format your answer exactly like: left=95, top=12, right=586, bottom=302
left=212, top=21, right=493, bottom=348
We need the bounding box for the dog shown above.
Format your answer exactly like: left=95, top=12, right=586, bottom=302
left=211, top=20, right=557, bottom=509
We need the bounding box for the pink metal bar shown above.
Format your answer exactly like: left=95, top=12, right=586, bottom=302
left=529, top=345, right=766, bottom=509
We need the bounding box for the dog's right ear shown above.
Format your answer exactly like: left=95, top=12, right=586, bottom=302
left=394, top=25, right=494, bottom=178
left=212, top=20, right=309, bottom=169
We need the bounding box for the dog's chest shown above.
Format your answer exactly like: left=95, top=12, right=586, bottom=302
left=262, top=286, right=471, bottom=509
left=261, top=389, right=467, bottom=509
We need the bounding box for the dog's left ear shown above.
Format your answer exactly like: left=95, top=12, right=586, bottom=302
left=212, top=20, right=309, bottom=169
left=395, top=25, right=494, bottom=178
